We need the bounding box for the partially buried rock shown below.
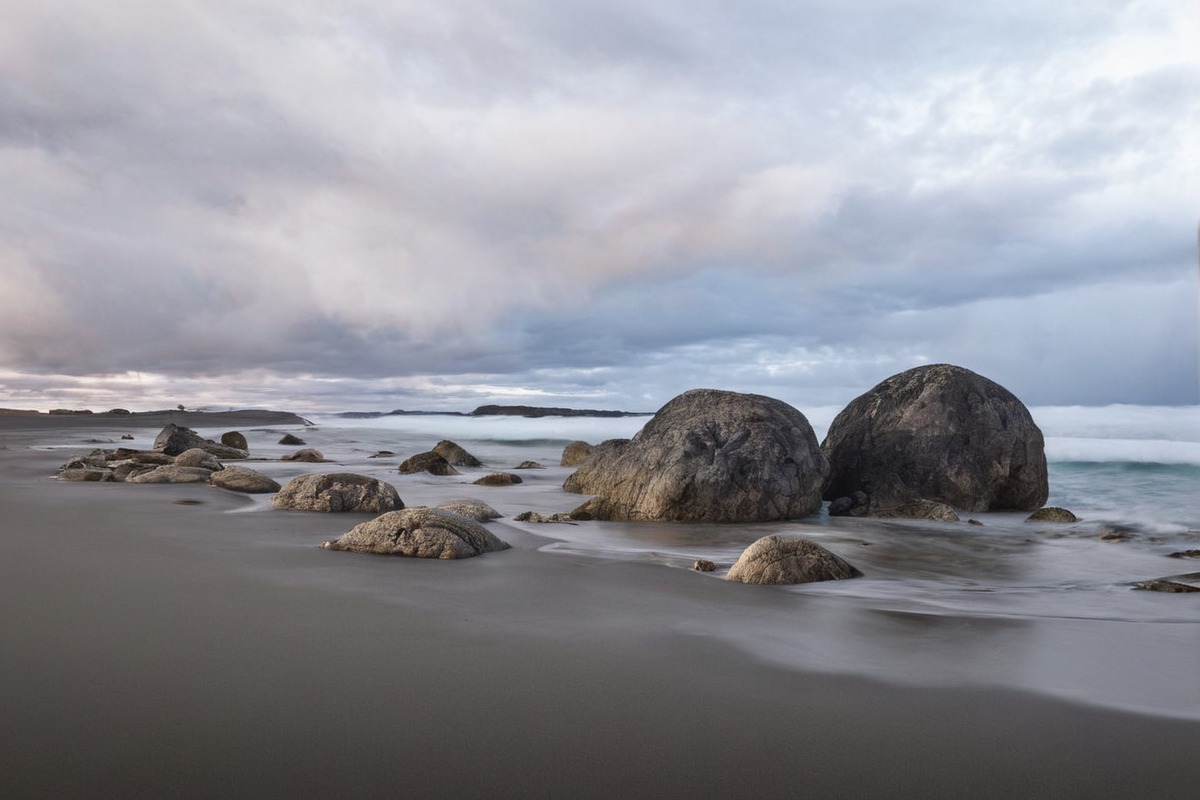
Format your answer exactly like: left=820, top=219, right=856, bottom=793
left=126, top=465, right=215, bottom=484
left=278, top=433, right=306, bottom=446
left=822, top=364, right=1048, bottom=515
left=58, top=468, right=114, bottom=482
left=281, top=448, right=327, bottom=463
left=726, top=535, right=863, bottom=585
left=210, top=466, right=281, bottom=494
left=320, top=507, right=511, bottom=559
left=693, top=559, right=717, bottom=572
left=271, top=473, right=403, bottom=512
left=1133, top=574, right=1200, bottom=593
left=397, top=451, right=459, bottom=476
left=512, top=510, right=573, bottom=523
left=564, top=389, right=827, bottom=522
left=513, top=460, right=544, bottom=469
left=436, top=498, right=502, bottom=521
left=432, top=440, right=482, bottom=467
left=873, top=500, right=960, bottom=522
left=474, top=472, right=522, bottom=487
left=1027, top=507, right=1078, bottom=523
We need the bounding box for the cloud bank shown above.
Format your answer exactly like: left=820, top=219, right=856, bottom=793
left=2, top=0, right=1198, bottom=411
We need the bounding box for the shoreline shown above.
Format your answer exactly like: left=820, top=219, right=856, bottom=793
left=3, top=416, right=1200, bottom=797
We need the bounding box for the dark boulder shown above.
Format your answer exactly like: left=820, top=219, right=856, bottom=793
left=220, top=431, right=248, bottom=450
left=564, top=389, right=827, bottom=522
left=822, top=364, right=1048, bottom=514
left=397, top=451, right=459, bottom=476
left=432, top=440, right=482, bottom=467
left=153, top=423, right=248, bottom=459
left=473, top=472, right=523, bottom=486
left=278, top=433, right=306, bottom=446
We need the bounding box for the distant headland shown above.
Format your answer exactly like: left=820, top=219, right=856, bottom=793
left=336, top=405, right=651, bottom=419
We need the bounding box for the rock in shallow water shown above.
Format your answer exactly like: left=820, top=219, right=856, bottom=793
left=822, top=364, right=1048, bottom=514
left=210, top=466, right=281, bottom=494
left=726, top=535, right=862, bottom=585
left=321, top=508, right=511, bottom=558
left=564, top=389, right=827, bottom=523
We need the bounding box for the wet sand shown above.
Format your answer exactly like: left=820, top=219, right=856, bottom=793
left=3, top=414, right=1200, bottom=798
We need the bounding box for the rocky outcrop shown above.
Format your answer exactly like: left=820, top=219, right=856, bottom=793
left=564, top=389, right=827, bottom=523
left=560, top=441, right=593, bottom=467
left=432, top=440, right=482, bottom=467
left=153, top=424, right=248, bottom=459
left=397, top=451, right=459, bottom=476
left=726, top=535, right=863, bottom=585
left=210, top=466, right=281, bottom=494
left=435, top=499, right=502, bottom=521
left=320, top=508, right=511, bottom=558
left=270, top=473, right=403, bottom=513
left=822, top=364, right=1048, bottom=514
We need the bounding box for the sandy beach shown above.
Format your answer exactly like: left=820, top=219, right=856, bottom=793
left=3, top=412, right=1200, bottom=799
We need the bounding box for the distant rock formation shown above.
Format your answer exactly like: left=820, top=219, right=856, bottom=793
left=564, top=389, right=827, bottom=522
left=471, top=405, right=648, bottom=418
left=320, top=508, right=511, bottom=558
left=822, top=364, right=1048, bottom=515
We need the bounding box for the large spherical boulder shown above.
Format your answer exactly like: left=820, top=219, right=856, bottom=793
left=270, top=473, right=403, bottom=512
left=320, top=508, right=511, bottom=558
left=726, top=535, right=863, bottom=585
left=560, top=441, right=594, bottom=467
left=564, top=389, right=828, bottom=522
left=220, top=431, right=248, bottom=450
left=822, top=364, right=1048, bottom=513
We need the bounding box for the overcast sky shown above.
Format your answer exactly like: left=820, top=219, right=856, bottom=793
left=2, top=0, right=1198, bottom=413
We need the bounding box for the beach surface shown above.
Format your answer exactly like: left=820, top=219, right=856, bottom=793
left=3, top=412, right=1200, bottom=798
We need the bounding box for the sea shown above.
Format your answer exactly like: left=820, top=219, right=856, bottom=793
left=89, top=403, right=1200, bottom=719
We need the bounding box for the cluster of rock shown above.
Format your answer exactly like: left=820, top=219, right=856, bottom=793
left=57, top=424, right=281, bottom=493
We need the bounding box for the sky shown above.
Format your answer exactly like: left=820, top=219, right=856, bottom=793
left=2, top=0, right=1198, bottom=413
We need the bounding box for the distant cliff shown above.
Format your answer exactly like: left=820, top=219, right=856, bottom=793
left=469, top=405, right=648, bottom=418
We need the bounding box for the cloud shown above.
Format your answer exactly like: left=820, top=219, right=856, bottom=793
left=1, top=0, right=1198, bottom=410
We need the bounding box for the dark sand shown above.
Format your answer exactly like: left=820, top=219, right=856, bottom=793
left=3, top=414, right=1200, bottom=798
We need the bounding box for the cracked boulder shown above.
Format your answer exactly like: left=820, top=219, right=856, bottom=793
left=321, top=507, right=511, bottom=558
left=270, top=473, right=403, bottom=513
left=726, top=535, right=863, bottom=585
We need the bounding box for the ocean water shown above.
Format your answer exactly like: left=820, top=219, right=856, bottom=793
left=164, top=404, right=1200, bottom=718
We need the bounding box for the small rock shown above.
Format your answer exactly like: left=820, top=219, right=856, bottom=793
left=513, top=460, right=544, bottom=469
left=278, top=433, right=306, bottom=446
left=281, top=448, right=327, bottom=463
left=221, top=431, right=249, bottom=450
left=693, top=560, right=717, bottom=572
left=432, top=440, right=482, bottom=467
left=474, top=472, right=523, bottom=487
left=1027, top=507, right=1078, bottom=523
left=1133, top=579, right=1200, bottom=593
left=1168, top=549, right=1200, bottom=559
left=512, top=510, right=573, bottom=523
left=967, top=519, right=984, bottom=526
left=397, top=451, right=459, bottom=476
left=121, top=434, right=135, bottom=440
left=874, top=500, right=960, bottom=522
